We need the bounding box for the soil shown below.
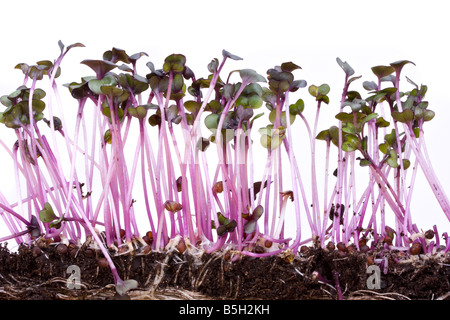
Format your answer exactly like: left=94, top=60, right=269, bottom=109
left=0, top=240, right=449, bottom=300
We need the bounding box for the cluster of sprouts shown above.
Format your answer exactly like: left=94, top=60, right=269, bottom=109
left=0, top=41, right=449, bottom=294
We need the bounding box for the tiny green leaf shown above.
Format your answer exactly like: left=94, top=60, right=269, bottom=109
left=260, top=134, right=271, bottom=149
left=205, top=113, right=219, bottom=130
left=103, top=47, right=130, bottom=64
left=39, top=202, right=57, bottom=223
left=361, top=113, right=378, bottom=125
left=247, top=94, right=263, bottom=109
left=357, top=158, right=371, bottom=167
left=391, top=109, right=414, bottom=123
left=379, top=143, right=388, bottom=154
left=342, top=141, right=357, bottom=152
left=414, top=107, right=424, bottom=120
left=208, top=58, right=219, bottom=73
left=0, top=95, right=13, bottom=107
left=184, top=100, right=201, bottom=113
left=375, top=116, right=390, bottom=128
left=252, top=205, right=264, bottom=220
left=423, top=110, right=435, bottom=121
left=390, top=60, right=416, bottom=74
left=163, top=54, right=186, bottom=73
left=308, top=85, right=319, bottom=97
left=289, top=98, right=305, bottom=115
left=342, top=123, right=356, bottom=134
left=128, top=105, right=148, bottom=119
left=316, top=129, right=332, bottom=142
left=148, top=114, right=161, bottom=127
left=268, top=110, right=295, bottom=126
left=363, top=81, right=378, bottom=91
left=88, top=75, right=117, bottom=95
left=104, top=129, right=112, bottom=144
left=402, top=159, right=411, bottom=170
left=101, top=86, right=125, bottom=97
left=217, top=218, right=237, bottom=237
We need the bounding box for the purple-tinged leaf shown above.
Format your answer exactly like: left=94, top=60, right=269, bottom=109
left=208, top=58, right=219, bottom=73
left=240, top=69, right=266, bottom=83
left=390, top=60, right=415, bottom=74
left=222, top=49, right=243, bottom=61
left=371, top=65, right=394, bottom=79
left=336, top=57, right=355, bottom=77
left=81, top=59, right=117, bottom=78
left=281, top=61, right=301, bottom=72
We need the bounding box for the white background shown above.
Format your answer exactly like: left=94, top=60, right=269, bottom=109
left=0, top=0, right=449, bottom=242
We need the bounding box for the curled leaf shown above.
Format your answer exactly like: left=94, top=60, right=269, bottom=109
left=163, top=54, right=186, bottom=73
left=391, top=109, right=414, bottom=123
left=208, top=58, right=219, bottom=73
left=423, top=110, right=435, bottom=121
left=222, top=49, right=243, bottom=61
left=240, top=69, right=266, bottom=83
left=336, top=57, right=355, bottom=77
left=217, top=219, right=237, bottom=237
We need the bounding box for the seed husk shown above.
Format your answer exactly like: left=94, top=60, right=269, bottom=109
left=97, top=257, right=109, bottom=268
left=32, top=246, right=42, bottom=257
left=410, top=242, right=422, bottom=255
left=424, top=229, right=434, bottom=240
left=56, top=244, right=68, bottom=255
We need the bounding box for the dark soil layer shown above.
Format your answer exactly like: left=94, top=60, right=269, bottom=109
left=0, top=242, right=449, bottom=300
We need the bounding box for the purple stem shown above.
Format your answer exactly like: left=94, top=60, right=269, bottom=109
left=332, top=270, right=343, bottom=300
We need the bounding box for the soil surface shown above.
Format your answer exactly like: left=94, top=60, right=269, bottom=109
left=0, top=240, right=449, bottom=300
